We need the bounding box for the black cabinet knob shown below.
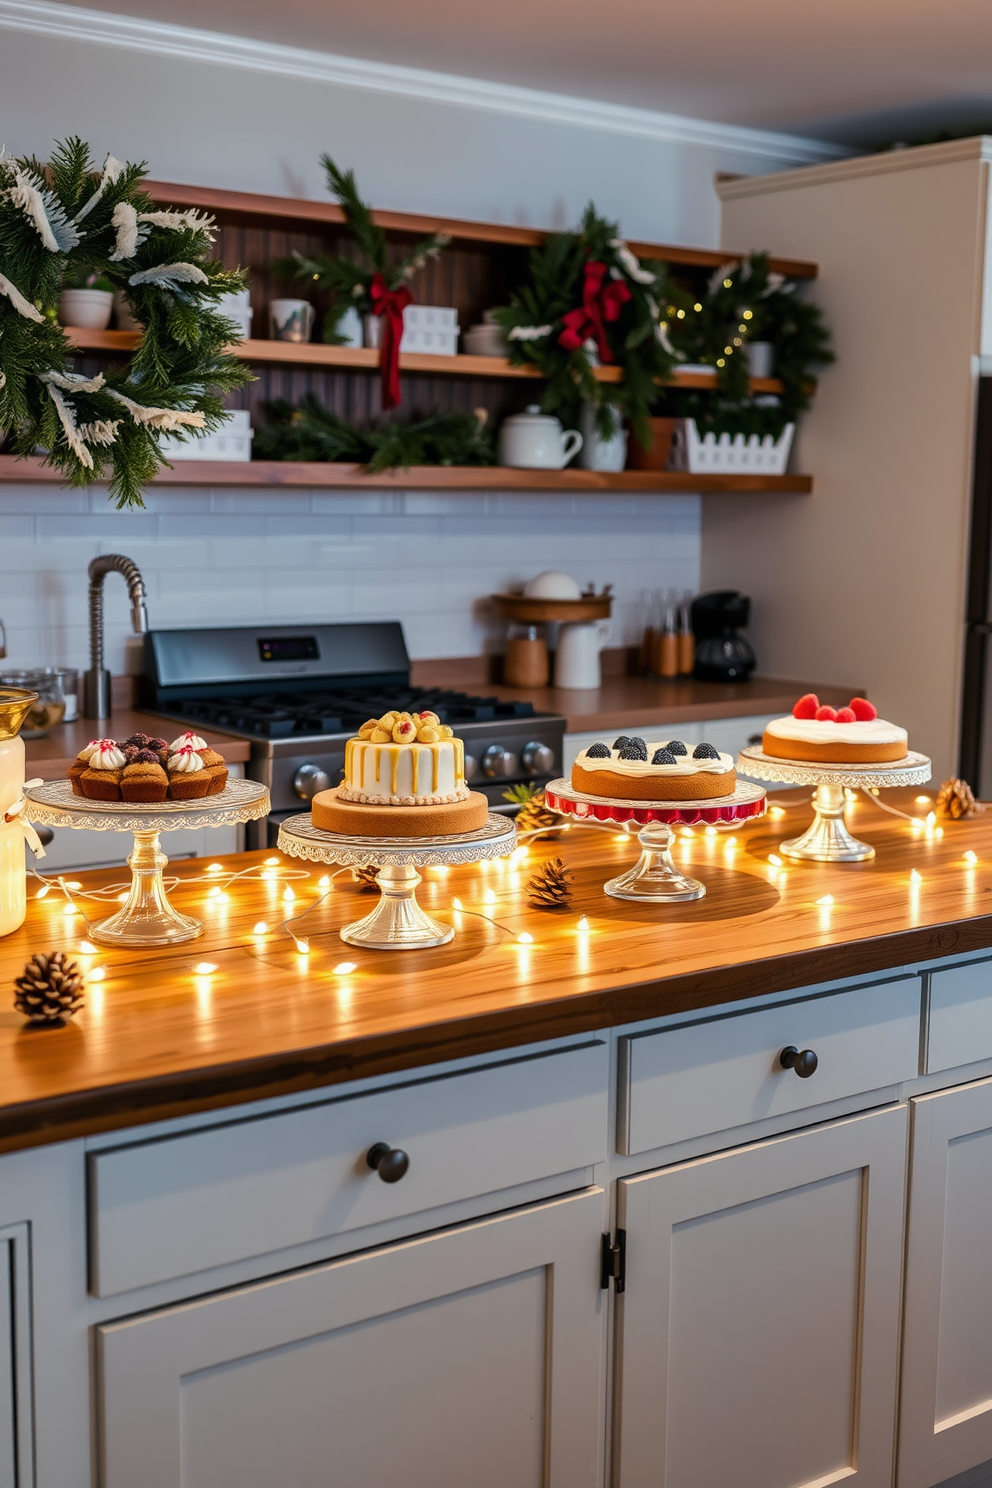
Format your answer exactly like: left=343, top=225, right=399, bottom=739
left=780, top=1045, right=818, bottom=1078
left=366, top=1142, right=410, bottom=1183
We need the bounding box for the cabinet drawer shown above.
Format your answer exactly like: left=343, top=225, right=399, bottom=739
left=89, top=1041, right=608, bottom=1297
left=619, top=979, right=920, bottom=1155
left=927, top=959, right=992, bottom=1073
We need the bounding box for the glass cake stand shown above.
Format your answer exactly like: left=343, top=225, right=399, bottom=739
left=277, top=812, right=517, bottom=949
left=544, top=778, right=766, bottom=902
left=23, top=778, right=271, bottom=946
left=737, top=746, right=932, bottom=862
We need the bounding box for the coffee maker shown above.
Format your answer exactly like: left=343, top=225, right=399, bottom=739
left=690, top=591, right=756, bottom=682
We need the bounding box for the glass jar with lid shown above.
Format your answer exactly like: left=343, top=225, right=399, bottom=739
left=0, top=669, right=66, bottom=737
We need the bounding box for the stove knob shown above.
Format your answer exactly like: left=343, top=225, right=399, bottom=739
left=463, top=753, right=479, bottom=782
left=293, top=763, right=331, bottom=801
left=520, top=741, right=555, bottom=776
left=482, top=744, right=516, bottom=778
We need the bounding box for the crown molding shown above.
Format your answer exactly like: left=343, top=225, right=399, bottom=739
left=717, top=134, right=992, bottom=199
left=0, top=0, right=849, bottom=165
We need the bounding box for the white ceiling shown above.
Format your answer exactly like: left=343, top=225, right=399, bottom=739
left=54, top=0, right=992, bottom=143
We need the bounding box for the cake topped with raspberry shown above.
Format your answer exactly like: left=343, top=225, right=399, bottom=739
left=311, top=708, right=490, bottom=838
left=762, top=694, right=909, bottom=764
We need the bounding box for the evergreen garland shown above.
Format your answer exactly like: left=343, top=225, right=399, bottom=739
left=491, top=205, right=677, bottom=446
left=663, top=252, right=834, bottom=437
left=0, top=137, right=250, bottom=508
left=271, top=155, right=450, bottom=335
left=254, top=396, right=494, bottom=472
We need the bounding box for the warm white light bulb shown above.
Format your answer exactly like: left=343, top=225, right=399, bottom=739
left=89, top=966, right=106, bottom=982
left=577, top=916, right=590, bottom=931
left=208, top=885, right=223, bottom=898
left=484, top=887, right=497, bottom=905
left=294, top=937, right=310, bottom=954
left=318, top=875, right=331, bottom=890
left=769, top=805, right=785, bottom=819
left=206, top=863, right=223, bottom=875
left=964, top=850, right=979, bottom=866
left=36, top=884, right=50, bottom=898
left=705, top=825, right=718, bottom=838
left=517, top=932, right=534, bottom=945
left=62, top=903, right=77, bottom=916
left=252, top=921, right=268, bottom=935
left=333, top=961, right=357, bottom=975
left=816, top=894, right=834, bottom=906
left=264, top=856, right=280, bottom=866
left=768, top=854, right=782, bottom=867
left=282, top=887, right=295, bottom=902
left=78, top=939, right=97, bottom=954
left=452, top=897, right=463, bottom=910
left=910, top=869, right=922, bottom=884
left=193, top=961, right=217, bottom=975
left=916, top=795, right=932, bottom=806
left=65, top=880, right=82, bottom=890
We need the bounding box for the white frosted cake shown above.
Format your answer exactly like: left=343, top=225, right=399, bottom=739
left=338, top=711, right=468, bottom=805
left=762, top=694, right=909, bottom=764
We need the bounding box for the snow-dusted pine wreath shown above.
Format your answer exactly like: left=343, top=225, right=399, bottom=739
left=0, top=138, right=250, bottom=508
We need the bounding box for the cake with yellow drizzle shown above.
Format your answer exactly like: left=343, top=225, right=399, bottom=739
left=311, top=710, right=490, bottom=838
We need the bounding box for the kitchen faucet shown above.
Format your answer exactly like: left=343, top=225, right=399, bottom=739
left=82, top=554, right=149, bottom=721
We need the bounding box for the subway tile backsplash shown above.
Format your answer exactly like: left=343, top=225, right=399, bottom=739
left=0, top=485, right=700, bottom=674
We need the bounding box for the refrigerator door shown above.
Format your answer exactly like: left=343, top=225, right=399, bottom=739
left=959, top=379, right=992, bottom=791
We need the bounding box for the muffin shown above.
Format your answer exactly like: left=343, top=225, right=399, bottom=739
left=68, top=739, right=104, bottom=795
left=166, top=745, right=210, bottom=799
left=199, top=747, right=228, bottom=795
left=121, top=761, right=169, bottom=803
left=80, top=767, right=123, bottom=800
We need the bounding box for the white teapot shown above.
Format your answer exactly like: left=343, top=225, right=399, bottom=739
left=498, top=406, right=583, bottom=470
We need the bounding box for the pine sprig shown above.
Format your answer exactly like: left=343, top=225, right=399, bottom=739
left=254, top=397, right=494, bottom=472
left=269, top=155, right=450, bottom=315
left=0, top=137, right=252, bottom=508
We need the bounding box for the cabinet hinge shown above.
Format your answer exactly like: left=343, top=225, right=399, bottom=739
left=601, top=1229, right=626, bottom=1294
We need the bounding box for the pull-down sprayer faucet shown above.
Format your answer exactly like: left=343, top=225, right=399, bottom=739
left=82, top=554, right=149, bottom=721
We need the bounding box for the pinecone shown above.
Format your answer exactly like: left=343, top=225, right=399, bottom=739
left=13, top=951, right=84, bottom=1026
left=935, top=778, right=978, bottom=821
left=351, top=864, right=381, bottom=892
left=527, top=857, right=574, bottom=910
left=503, top=783, right=565, bottom=839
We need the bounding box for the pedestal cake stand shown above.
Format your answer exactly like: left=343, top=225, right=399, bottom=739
left=24, top=778, right=270, bottom=947
left=544, top=778, right=766, bottom=901
left=277, top=812, right=516, bottom=949
left=737, top=746, right=932, bottom=862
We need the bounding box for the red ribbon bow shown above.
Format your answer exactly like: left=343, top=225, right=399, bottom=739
left=370, top=272, right=413, bottom=410
left=558, top=259, right=632, bottom=363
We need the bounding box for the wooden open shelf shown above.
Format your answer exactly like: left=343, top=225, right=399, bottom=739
left=64, top=330, right=785, bottom=392
left=0, top=454, right=812, bottom=493
left=143, top=179, right=818, bottom=280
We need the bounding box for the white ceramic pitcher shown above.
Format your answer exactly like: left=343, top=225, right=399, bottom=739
left=554, top=620, right=612, bottom=689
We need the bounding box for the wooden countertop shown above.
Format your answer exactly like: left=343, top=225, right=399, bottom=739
left=1, top=788, right=990, bottom=1154
left=410, top=663, right=858, bottom=733
left=23, top=709, right=252, bottom=777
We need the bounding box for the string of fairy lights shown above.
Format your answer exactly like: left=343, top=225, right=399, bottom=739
left=26, top=789, right=983, bottom=992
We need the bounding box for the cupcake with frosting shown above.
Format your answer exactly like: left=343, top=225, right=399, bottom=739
left=165, top=744, right=210, bottom=798
left=80, top=740, right=127, bottom=800
left=69, top=739, right=104, bottom=796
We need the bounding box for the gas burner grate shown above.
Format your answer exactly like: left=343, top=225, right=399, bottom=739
left=171, top=687, right=534, bottom=740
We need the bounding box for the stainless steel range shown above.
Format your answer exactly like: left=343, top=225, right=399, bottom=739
left=141, top=622, right=565, bottom=847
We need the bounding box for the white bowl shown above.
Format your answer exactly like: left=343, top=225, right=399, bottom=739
left=523, top=570, right=582, bottom=600
left=463, top=323, right=507, bottom=357
left=59, top=289, right=113, bottom=331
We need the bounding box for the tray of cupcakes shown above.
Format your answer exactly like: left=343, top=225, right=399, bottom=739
left=67, top=731, right=229, bottom=802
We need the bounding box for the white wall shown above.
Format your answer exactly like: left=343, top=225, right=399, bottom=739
left=0, top=11, right=839, bottom=673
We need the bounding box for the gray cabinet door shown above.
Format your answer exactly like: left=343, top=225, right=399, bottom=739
left=614, top=1105, right=908, bottom=1488
left=0, top=1225, right=33, bottom=1488
left=99, top=1189, right=606, bottom=1488
left=900, top=1076, right=992, bottom=1487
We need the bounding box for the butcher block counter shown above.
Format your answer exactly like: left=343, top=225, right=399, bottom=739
left=0, top=787, right=988, bottom=1154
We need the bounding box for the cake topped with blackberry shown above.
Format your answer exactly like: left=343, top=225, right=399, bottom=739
left=572, top=738, right=736, bottom=801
